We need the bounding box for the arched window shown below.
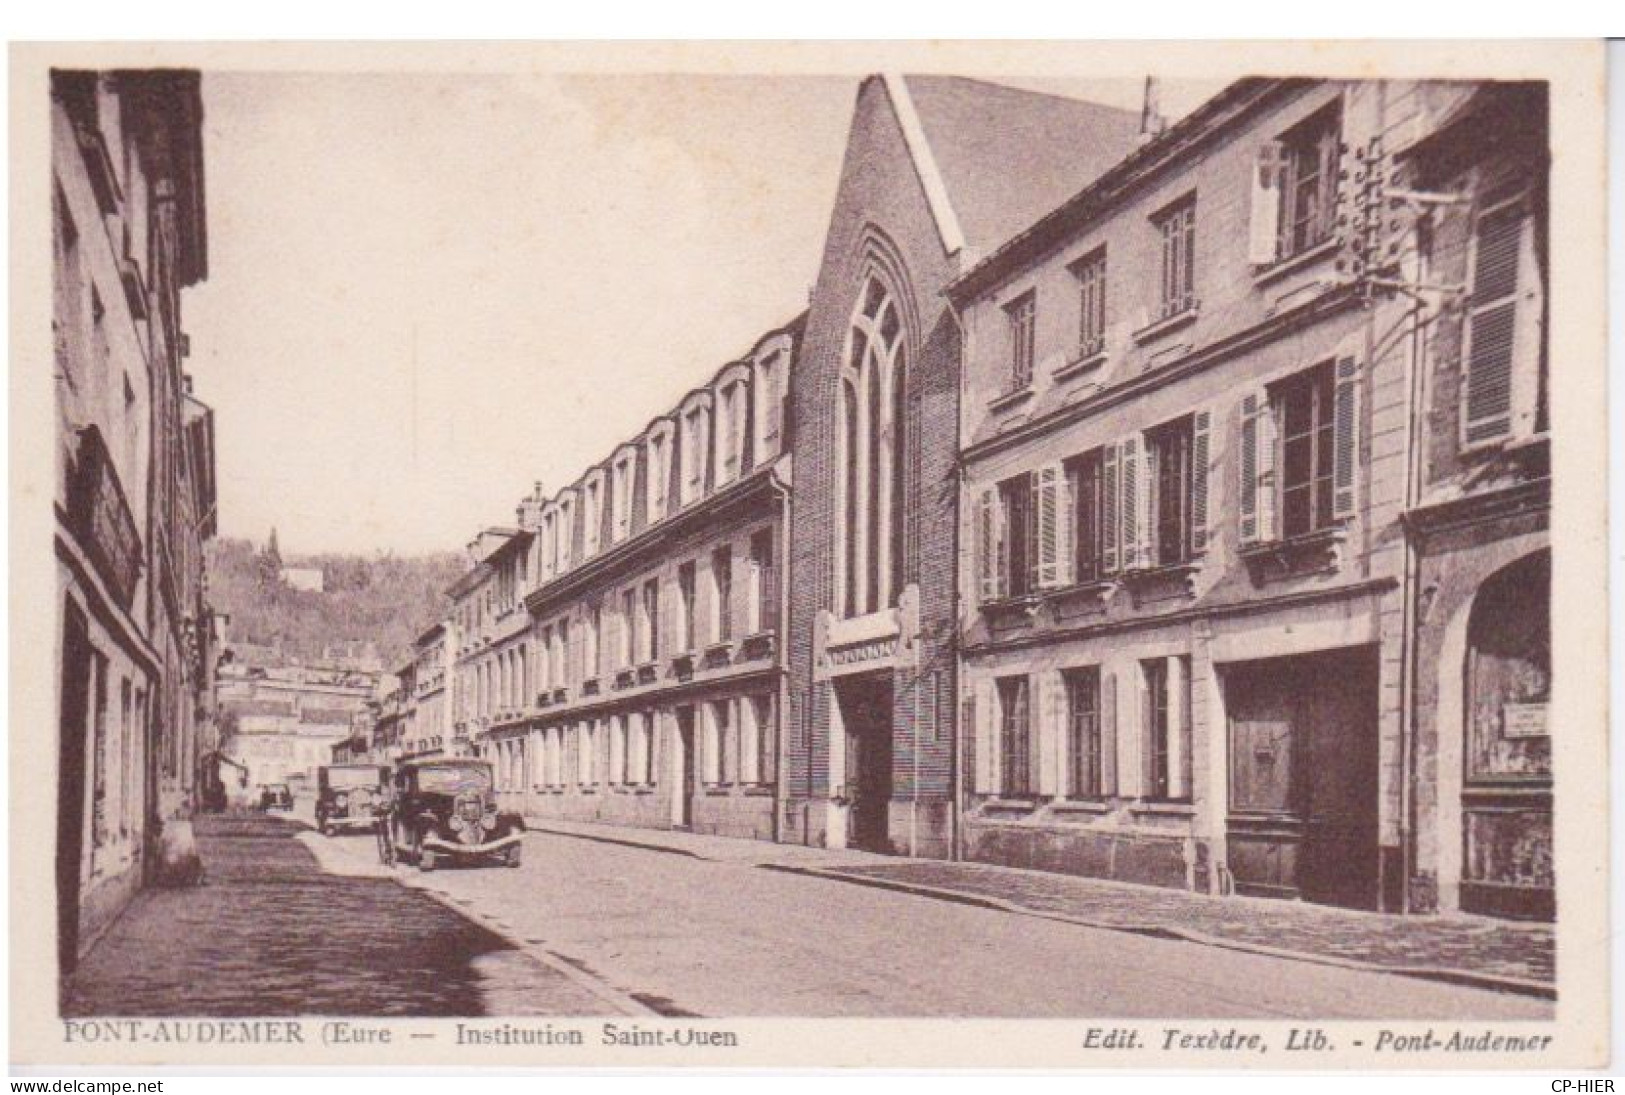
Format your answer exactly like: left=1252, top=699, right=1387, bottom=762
left=837, top=273, right=907, bottom=617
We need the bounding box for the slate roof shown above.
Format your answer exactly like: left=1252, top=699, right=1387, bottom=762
left=900, top=75, right=1143, bottom=257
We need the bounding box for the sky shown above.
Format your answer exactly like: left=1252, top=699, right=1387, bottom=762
left=185, top=70, right=1225, bottom=557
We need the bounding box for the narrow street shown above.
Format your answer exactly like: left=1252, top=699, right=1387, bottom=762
left=357, top=829, right=1551, bottom=1020
left=70, top=811, right=1552, bottom=1021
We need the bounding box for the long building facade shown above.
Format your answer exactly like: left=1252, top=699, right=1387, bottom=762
left=946, top=78, right=1549, bottom=916
left=52, top=68, right=220, bottom=974
left=451, top=324, right=798, bottom=839
left=384, top=75, right=1551, bottom=921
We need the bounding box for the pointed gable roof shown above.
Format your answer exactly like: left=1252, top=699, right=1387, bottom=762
left=895, top=75, right=1142, bottom=260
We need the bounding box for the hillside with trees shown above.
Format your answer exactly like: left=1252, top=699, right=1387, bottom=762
left=207, top=531, right=466, bottom=670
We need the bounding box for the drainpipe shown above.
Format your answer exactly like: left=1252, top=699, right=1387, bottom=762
left=946, top=295, right=969, bottom=864
left=1397, top=290, right=1431, bottom=914
left=767, top=458, right=793, bottom=846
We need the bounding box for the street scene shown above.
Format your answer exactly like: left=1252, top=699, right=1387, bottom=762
left=46, top=56, right=1570, bottom=1033
left=65, top=805, right=1552, bottom=1019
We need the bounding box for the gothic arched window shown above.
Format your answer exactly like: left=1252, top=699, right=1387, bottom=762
left=837, top=273, right=907, bottom=618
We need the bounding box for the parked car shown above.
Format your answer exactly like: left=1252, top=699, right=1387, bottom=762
left=378, top=757, right=523, bottom=870
left=258, top=783, right=293, bottom=811
left=315, top=764, right=391, bottom=836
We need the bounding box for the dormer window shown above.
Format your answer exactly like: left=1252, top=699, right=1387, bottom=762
left=716, top=379, right=748, bottom=486
left=753, top=348, right=785, bottom=461
left=583, top=474, right=604, bottom=557
left=611, top=451, right=635, bottom=543
left=680, top=400, right=710, bottom=506
left=646, top=426, right=671, bottom=524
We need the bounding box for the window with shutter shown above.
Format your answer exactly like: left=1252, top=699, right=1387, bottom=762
left=1101, top=442, right=1121, bottom=574
left=1119, top=435, right=1141, bottom=570
left=1249, top=141, right=1286, bottom=265
left=999, top=473, right=1032, bottom=597
left=976, top=488, right=1003, bottom=603
left=1463, top=198, right=1528, bottom=446
left=1331, top=357, right=1361, bottom=520
left=1032, top=464, right=1071, bottom=589
left=1191, top=410, right=1212, bottom=553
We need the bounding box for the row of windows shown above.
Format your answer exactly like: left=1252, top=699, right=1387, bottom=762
left=461, top=529, right=780, bottom=720
left=1002, top=104, right=1344, bottom=391
left=486, top=694, right=777, bottom=791
left=977, top=357, right=1358, bottom=601
left=534, top=349, right=786, bottom=586
left=997, top=101, right=1542, bottom=458
left=989, top=657, right=1191, bottom=802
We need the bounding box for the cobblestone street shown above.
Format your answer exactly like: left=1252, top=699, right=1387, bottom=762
left=62, top=814, right=616, bottom=1017
left=63, top=811, right=1555, bottom=1020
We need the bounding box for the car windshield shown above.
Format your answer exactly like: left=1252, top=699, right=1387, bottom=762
left=326, top=768, right=380, bottom=789
left=416, top=766, right=491, bottom=794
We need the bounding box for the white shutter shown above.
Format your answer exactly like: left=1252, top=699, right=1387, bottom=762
left=1056, top=466, right=1076, bottom=587
left=1255, top=393, right=1279, bottom=542
left=1191, top=409, right=1212, bottom=554
left=1102, top=442, right=1121, bottom=574
left=973, top=679, right=997, bottom=793
left=976, top=488, right=1005, bottom=603
left=1101, top=672, right=1119, bottom=797
left=1137, top=439, right=1155, bottom=570
left=1036, top=673, right=1061, bottom=797
left=1032, top=464, right=1066, bottom=590
left=1332, top=356, right=1361, bottom=520
left=1249, top=140, right=1286, bottom=265
left=1463, top=201, right=1525, bottom=445
left=1239, top=395, right=1260, bottom=545
left=1119, top=435, right=1142, bottom=571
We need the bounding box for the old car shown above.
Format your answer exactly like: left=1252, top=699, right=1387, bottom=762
left=315, top=764, right=390, bottom=836
left=258, top=783, right=293, bottom=811
left=378, top=757, right=523, bottom=870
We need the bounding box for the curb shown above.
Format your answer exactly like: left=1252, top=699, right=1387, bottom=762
left=760, top=864, right=1556, bottom=1002
left=522, top=821, right=705, bottom=861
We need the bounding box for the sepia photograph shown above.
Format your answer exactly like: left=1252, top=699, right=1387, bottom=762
left=9, top=39, right=1610, bottom=1070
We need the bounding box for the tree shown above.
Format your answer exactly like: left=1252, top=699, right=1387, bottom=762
left=257, top=527, right=284, bottom=590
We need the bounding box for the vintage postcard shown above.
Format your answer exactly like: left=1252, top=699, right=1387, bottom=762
left=8, top=39, right=1610, bottom=1070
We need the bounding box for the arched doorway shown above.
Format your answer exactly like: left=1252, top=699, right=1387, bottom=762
left=1459, top=550, right=1552, bottom=920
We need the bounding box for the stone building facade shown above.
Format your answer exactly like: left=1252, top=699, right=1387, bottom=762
left=945, top=78, right=1550, bottom=916
left=471, top=324, right=796, bottom=841
left=218, top=662, right=378, bottom=791
left=52, top=69, right=219, bottom=972
left=780, top=75, right=1143, bottom=857
left=379, top=74, right=1551, bottom=923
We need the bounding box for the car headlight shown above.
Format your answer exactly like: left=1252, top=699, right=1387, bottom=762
left=481, top=815, right=497, bottom=832
left=449, top=815, right=465, bottom=833
left=335, top=793, right=348, bottom=808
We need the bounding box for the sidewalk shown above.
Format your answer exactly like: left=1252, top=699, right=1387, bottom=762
left=524, top=815, right=887, bottom=868
left=63, top=813, right=616, bottom=1016
left=526, top=818, right=1556, bottom=998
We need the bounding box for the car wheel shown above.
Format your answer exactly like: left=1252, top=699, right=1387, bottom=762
left=505, top=844, right=522, bottom=868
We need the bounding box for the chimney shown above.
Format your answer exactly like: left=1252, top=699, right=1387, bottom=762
left=516, top=480, right=546, bottom=531
left=1139, top=76, right=1166, bottom=145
